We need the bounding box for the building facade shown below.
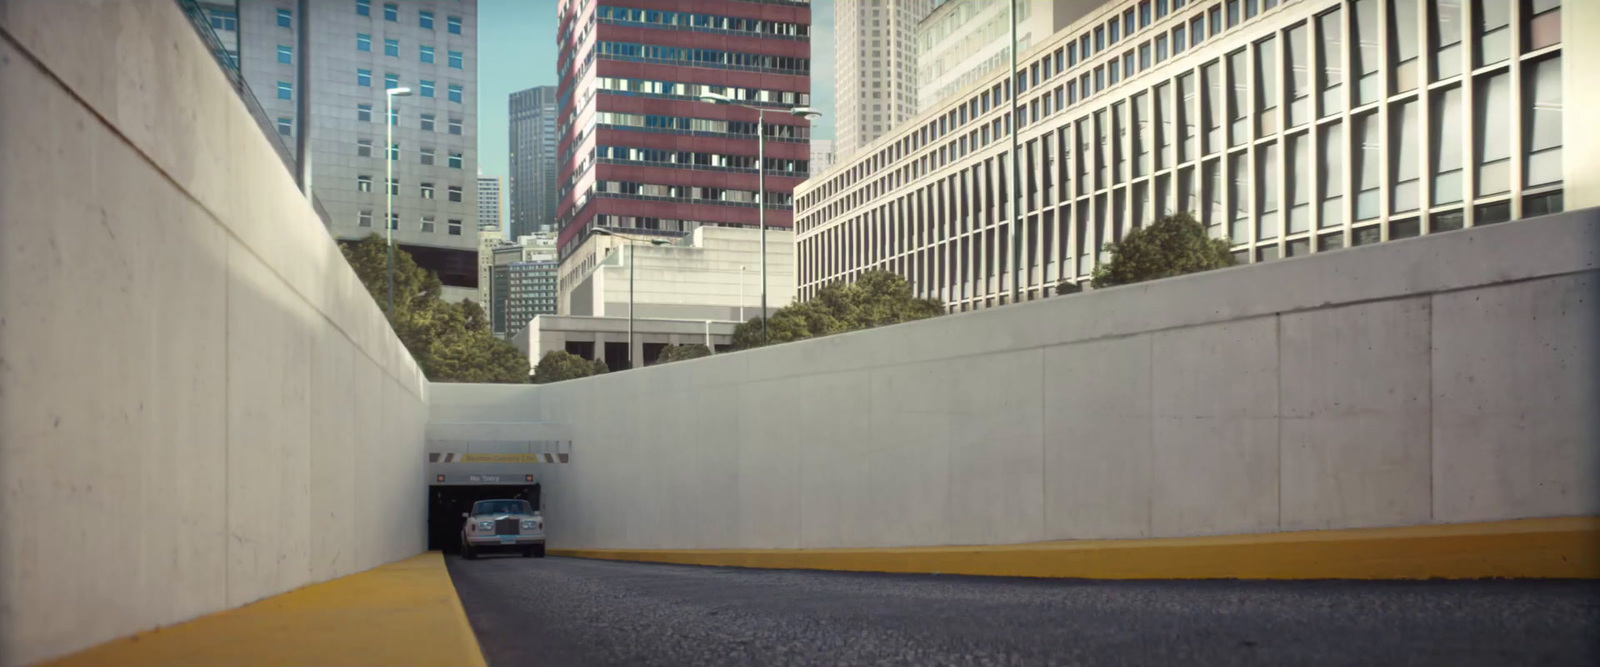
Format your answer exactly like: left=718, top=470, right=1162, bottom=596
left=509, top=85, right=560, bottom=237
left=477, top=174, right=502, bottom=230
left=477, top=225, right=509, bottom=310
left=553, top=0, right=814, bottom=268
left=504, top=259, right=560, bottom=337
left=204, top=0, right=481, bottom=300
left=834, top=0, right=933, bottom=158
left=558, top=226, right=792, bottom=322
left=917, top=0, right=1100, bottom=113
left=809, top=138, right=836, bottom=173
left=798, top=0, right=1588, bottom=312
left=489, top=232, right=558, bottom=336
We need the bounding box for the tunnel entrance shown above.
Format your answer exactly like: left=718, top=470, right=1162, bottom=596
left=428, top=483, right=539, bottom=553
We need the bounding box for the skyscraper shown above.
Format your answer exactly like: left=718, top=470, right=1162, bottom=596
left=509, top=86, right=559, bottom=238
left=553, top=0, right=814, bottom=283
left=477, top=174, right=502, bottom=231
left=834, top=0, right=933, bottom=159
left=204, top=0, right=481, bottom=301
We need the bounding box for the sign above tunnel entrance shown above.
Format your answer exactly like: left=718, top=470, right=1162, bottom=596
left=429, top=452, right=569, bottom=464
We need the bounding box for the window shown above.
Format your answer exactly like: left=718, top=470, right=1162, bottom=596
left=1211, top=7, right=1223, bottom=34
left=421, top=217, right=436, bottom=233
left=449, top=220, right=463, bottom=236
left=357, top=139, right=372, bottom=157
left=448, top=16, right=462, bottom=34
left=1228, top=0, right=1241, bottom=26
left=357, top=33, right=371, bottom=51
left=388, top=178, right=399, bottom=196
left=1317, top=9, right=1342, bottom=117
left=1475, top=0, right=1510, bottom=66
left=1285, top=24, right=1310, bottom=127
left=1433, top=0, right=1463, bottom=80
left=383, top=2, right=397, bottom=21
left=1259, top=142, right=1279, bottom=240
left=1391, top=100, right=1420, bottom=213
left=1191, top=17, right=1205, bottom=46
left=421, top=148, right=436, bottom=165
left=385, top=72, right=398, bottom=89
left=421, top=45, right=434, bottom=64
left=209, top=9, right=237, bottom=31
left=358, top=210, right=372, bottom=227
left=277, top=81, right=292, bottom=100
left=449, top=152, right=463, bottom=169
left=1141, top=0, right=1153, bottom=27
left=388, top=213, right=399, bottom=230
left=1228, top=50, right=1248, bottom=146
left=1352, top=0, right=1380, bottom=105
left=276, top=117, right=292, bottom=135
left=277, top=45, right=292, bottom=64
left=420, top=113, right=435, bottom=131
left=449, top=84, right=463, bottom=103
left=1287, top=133, right=1310, bottom=233
left=1158, top=0, right=1170, bottom=18
left=448, top=186, right=463, bottom=202
left=1257, top=37, right=1278, bottom=137
left=1475, top=71, right=1511, bottom=196
left=1229, top=152, right=1248, bottom=243
left=1109, top=17, right=1121, bottom=45
left=1353, top=113, right=1380, bottom=220
left=1390, top=0, right=1419, bottom=93
left=1524, top=55, right=1562, bottom=187
left=420, top=80, right=435, bottom=97
left=277, top=8, right=291, bottom=28
left=448, top=50, right=463, bottom=69
left=1432, top=85, right=1464, bottom=204
left=1320, top=121, right=1344, bottom=225
left=384, top=38, right=398, bottom=57
left=1527, top=0, right=1561, bottom=51
left=420, top=183, right=435, bottom=199
left=387, top=143, right=399, bottom=161
left=420, top=10, right=435, bottom=29
left=357, top=103, right=372, bottom=121
left=357, top=175, right=372, bottom=192
left=1155, top=34, right=1168, bottom=63
left=448, top=117, right=463, bottom=135
left=387, top=107, right=397, bottom=126
left=356, top=0, right=369, bottom=16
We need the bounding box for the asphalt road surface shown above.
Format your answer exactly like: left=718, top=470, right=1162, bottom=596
left=448, top=555, right=1600, bottom=667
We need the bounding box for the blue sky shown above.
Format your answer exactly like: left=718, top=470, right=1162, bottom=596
left=475, top=0, right=835, bottom=186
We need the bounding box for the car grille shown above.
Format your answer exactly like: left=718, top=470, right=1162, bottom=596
left=495, top=518, right=520, bottom=535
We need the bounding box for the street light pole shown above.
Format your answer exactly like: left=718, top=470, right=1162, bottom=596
left=1009, top=0, right=1022, bottom=304
left=592, top=228, right=665, bottom=368
left=384, top=87, right=412, bottom=321
left=700, top=92, right=821, bottom=345
left=739, top=265, right=746, bottom=323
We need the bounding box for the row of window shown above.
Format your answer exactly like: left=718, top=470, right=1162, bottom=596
left=351, top=0, right=463, bottom=33
left=594, top=77, right=810, bottom=107
left=596, top=146, right=809, bottom=175
left=596, top=41, right=810, bottom=75
left=353, top=69, right=465, bottom=101
left=596, top=6, right=809, bottom=38
left=353, top=140, right=466, bottom=168
left=354, top=104, right=465, bottom=134
left=356, top=210, right=465, bottom=236
left=356, top=177, right=466, bottom=199
left=595, top=181, right=795, bottom=207
left=354, top=34, right=465, bottom=68
left=593, top=112, right=810, bottom=141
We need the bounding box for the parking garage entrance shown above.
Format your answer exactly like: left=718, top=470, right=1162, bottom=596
left=428, top=483, right=539, bottom=553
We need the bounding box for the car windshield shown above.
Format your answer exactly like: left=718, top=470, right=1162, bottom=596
left=473, top=500, right=529, bottom=516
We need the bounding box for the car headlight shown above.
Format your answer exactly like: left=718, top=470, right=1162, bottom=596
left=521, top=520, right=537, bottom=530
left=477, top=521, right=493, bottom=531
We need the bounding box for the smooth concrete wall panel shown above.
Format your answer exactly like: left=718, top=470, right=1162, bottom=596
left=1151, top=318, right=1282, bottom=537
left=1431, top=274, right=1600, bottom=523
left=1, top=4, right=429, bottom=665
left=1279, top=298, right=1434, bottom=530
left=1042, top=335, right=1154, bottom=540
left=431, top=209, right=1600, bottom=564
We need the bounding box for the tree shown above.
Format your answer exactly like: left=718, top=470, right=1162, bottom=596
left=655, top=343, right=711, bottom=364
left=1054, top=281, right=1084, bottom=296
left=532, top=350, right=606, bottom=384
left=1090, top=213, right=1235, bottom=289
left=341, top=235, right=528, bottom=382
left=732, top=270, right=944, bottom=350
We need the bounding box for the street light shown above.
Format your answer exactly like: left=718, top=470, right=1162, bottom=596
left=700, top=91, right=822, bottom=344
left=384, top=86, right=413, bottom=321
left=1008, top=0, right=1021, bottom=304
left=590, top=228, right=668, bottom=369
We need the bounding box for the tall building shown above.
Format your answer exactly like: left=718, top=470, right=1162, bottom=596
left=478, top=224, right=509, bottom=310
left=553, top=0, right=814, bottom=268
left=508, top=86, right=559, bottom=237
left=477, top=174, right=502, bottom=230
left=504, top=259, right=560, bottom=337
left=809, top=139, right=836, bottom=174
left=834, top=0, right=934, bottom=158
left=796, top=0, right=1581, bottom=313
left=200, top=0, right=481, bottom=301
left=917, top=0, right=1099, bottom=112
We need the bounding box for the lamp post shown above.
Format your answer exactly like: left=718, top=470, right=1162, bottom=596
left=591, top=228, right=667, bottom=368
left=1009, top=0, right=1022, bottom=304
left=384, top=86, right=413, bottom=321
left=738, top=265, right=747, bottom=323
left=699, top=92, right=821, bottom=344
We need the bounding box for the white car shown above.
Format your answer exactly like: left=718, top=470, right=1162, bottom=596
left=460, top=499, right=545, bottom=559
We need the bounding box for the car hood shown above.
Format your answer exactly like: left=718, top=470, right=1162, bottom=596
left=470, top=513, right=535, bottom=520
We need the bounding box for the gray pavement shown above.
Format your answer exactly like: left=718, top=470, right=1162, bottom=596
left=447, top=555, right=1600, bottom=667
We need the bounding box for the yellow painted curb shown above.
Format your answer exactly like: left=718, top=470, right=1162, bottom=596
left=552, top=517, right=1600, bottom=580
left=37, top=552, right=487, bottom=667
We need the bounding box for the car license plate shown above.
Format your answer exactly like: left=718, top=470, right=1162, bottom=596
left=499, top=536, right=517, bottom=544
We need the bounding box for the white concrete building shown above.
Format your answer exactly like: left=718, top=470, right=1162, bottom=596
left=512, top=316, right=740, bottom=374
left=835, top=0, right=934, bottom=158
left=476, top=174, right=502, bottom=230
left=809, top=139, right=836, bottom=174
left=917, top=0, right=1100, bottom=112
left=558, top=226, right=794, bottom=323
left=799, top=0, right=1592, bottom=312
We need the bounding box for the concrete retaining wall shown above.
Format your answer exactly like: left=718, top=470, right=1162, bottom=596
left=436, top=207, right=1599, bottom=554
left=0, top=4, right=428, bottom=666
